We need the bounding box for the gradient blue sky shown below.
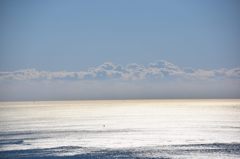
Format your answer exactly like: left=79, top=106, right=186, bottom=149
left=1, top=0, right=240, bottom=71
left=0, top=0, right=240, bottom=100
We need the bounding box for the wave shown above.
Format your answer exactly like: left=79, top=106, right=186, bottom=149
left=0, top=128, right=137, bottom=137
left=0, top=143, right=239, bottom=159
left=0, top=139, right=24, bottom=146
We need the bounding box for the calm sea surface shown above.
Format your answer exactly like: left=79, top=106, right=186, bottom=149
left=0, top=100, right=240, bottom=159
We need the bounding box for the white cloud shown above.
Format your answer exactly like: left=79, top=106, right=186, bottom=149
left=0, top=60, right=240, bottom=81
left=1, top=61, right=240, bottom=100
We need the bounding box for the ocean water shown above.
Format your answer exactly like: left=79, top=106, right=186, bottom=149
left=0, top=100, right=240, bottom=159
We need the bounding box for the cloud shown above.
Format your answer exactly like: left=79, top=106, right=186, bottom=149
left=1, top=60, right=240, bottom=100
left=0, top=60, right=240, bottom=81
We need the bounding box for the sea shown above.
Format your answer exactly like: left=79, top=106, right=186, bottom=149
left=0, top=99, right=240, bottom=159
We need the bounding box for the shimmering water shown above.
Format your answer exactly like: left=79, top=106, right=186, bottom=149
left=0, top=100, right=240, bottom=158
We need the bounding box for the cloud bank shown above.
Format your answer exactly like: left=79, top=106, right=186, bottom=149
left=0, top=60, right=240, bottom=100
left=0, top=60, right=240, bottom=81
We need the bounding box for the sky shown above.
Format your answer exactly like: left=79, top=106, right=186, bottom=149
left=0, top=0, right=240, bottom=100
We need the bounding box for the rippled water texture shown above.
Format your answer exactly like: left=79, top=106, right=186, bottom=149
left=0, top=100, right=240, bottom=158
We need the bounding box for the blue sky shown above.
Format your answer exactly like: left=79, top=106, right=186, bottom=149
left=1, top=0, right=240, bottom=71
left=0, top=0, right=240, bottom=100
